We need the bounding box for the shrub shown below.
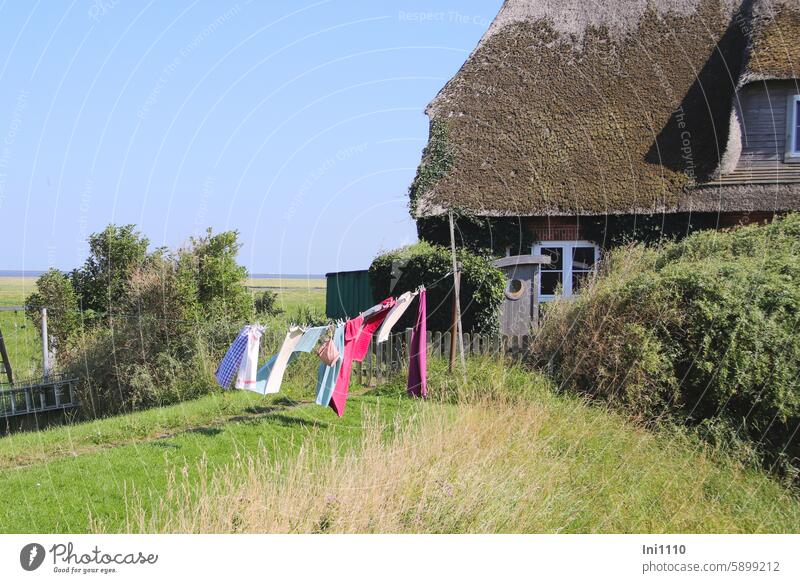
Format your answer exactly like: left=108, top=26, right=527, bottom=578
left=63, top=253, right=222, bottom=416
left=532, top=215, right=800, bottom=479
left=369, top=242, right=504, bottom=333
left=70, top=224, right=150, bottom=315
left=24, top=268, right=80, bottom=351
left=175, top=228, right=253, bottom=322
left=254, top=290, right=282, bottom=316
left=51, top=226, right=254, bottom=416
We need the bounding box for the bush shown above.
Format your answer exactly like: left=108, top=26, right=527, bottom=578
left=70, top=224, right=150, bottom=316
left=369, top=242, right=504, bottom=333
left=254, top=290, right=282, bottom=316
left=175, top=228, right=253, bottom=322
left=62, top=252, right=226, bottom=416
left=42, top=225, right=255, bottom=417
left=532, top=214, right=800, bottom=479
left=24, top=269, right=80, bottom=351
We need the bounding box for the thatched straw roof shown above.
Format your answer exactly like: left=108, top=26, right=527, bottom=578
left=410, top=0, right=800, bottom=218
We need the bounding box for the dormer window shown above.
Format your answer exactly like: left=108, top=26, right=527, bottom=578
left=788, top=95, right=800, bottom=161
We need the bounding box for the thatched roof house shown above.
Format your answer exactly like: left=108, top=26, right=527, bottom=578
left=410, top=0, right=800, bottom=297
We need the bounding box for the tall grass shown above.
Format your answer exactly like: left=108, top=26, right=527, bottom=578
left=123, top=360, right=800, bottom=534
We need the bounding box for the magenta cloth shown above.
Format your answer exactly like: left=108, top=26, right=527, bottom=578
left=407, top=289, right=427, bottom=397
left=329, top=298, right=395, bottom=417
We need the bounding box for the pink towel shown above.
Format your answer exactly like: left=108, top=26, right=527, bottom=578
left=407, top=289, right=427, bottom=397
left=329, top=299, right=395, bottom=417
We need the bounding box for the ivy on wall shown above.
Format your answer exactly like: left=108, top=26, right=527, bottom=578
left=409, top=118, right=453, bottom=215
left=417, top=214, right=536, bottom=257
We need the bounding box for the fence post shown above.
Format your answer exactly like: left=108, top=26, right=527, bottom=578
left=533, top=265, right=541, bottom=331
left=41, top=307, right=50, bottom=378
left=406, top=328, right=413, bottom=365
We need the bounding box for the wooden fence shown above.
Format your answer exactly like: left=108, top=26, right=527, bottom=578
left=354, top=329, right=533, bottom=386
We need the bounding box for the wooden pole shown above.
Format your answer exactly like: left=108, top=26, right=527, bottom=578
left=448, top=270, right=458, bottom=372
left=41, top=307, right=50, bottom=378
left=0, top=324, right=13, bottom=384
left=448, top=211, right=466, bottom=376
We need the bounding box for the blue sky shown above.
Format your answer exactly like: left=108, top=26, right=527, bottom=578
left=0, top=0, right=503, bottom=274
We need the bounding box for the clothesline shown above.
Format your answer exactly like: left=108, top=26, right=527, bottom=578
left=421, top=270, right=454, bottom=290
left=216, top=289, right=429, bottom=418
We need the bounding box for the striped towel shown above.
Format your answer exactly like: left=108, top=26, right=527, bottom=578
left=215, top=326, right=250, bottom=388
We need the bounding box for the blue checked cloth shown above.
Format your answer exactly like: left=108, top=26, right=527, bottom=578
left=215, top=326, right=250, bottom=388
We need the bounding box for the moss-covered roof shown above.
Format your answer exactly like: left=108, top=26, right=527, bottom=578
left=743, top=0, right=800, bottom=81
left=411, top=0, right=800, bottom=218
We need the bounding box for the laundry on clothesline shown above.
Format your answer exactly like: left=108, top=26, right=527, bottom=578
left=329, top=298, right=395, bottom=417
left=253, top=325, right=327, bottom=395
left=316, top=326, right=340, bottom=366
left=216, top=286, right=432, bottom=415
left=215, top=326, right=252, bottom=389
left=375, top=290, right=418, bottom=344
left=316, top=323, right=344, bottom=407
left=236, top=325, right=265, bottom=390
left=407, top=288, right=427, bottom=398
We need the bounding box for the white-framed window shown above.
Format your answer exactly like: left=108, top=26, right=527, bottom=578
left=533, top=241, right=599, bottom=301
left=790, top=95, right=800, bottom=158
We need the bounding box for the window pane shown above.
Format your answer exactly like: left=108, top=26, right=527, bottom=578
left=796, top=101, right=800, bottom=152
left=540, top=247, right=563, bottom=271
left=540, top=272, right=562, bottom=295
left=572, top=271, right=591, bottom=292
left=572, top=247, right=597, bottom=270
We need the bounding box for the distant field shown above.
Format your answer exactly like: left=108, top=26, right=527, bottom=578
left=246, top=277, right=326, bottom=315
left=0, top=277, right=41, bottom=380
left=246, top=277, right=325, bottom=289
left=0, top=276, right=326, bottom=380
left=0, top=276, right=34, bottom=306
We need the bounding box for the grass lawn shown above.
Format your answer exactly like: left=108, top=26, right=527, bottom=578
left=0, top=359, right=798, bottom=534
left=0, top=386, right=419, bottom=533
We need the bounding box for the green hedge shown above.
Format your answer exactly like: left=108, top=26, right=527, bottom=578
left=532, top=214, right=800, bottom=480
left=369, top=242, right=504, bottom=334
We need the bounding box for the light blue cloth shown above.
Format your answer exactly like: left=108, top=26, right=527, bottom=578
left=315, top=324, right=345, bottom=406
left=252, top=326, right=327, bottom=394
left=295, top=326, right=327, bottom=352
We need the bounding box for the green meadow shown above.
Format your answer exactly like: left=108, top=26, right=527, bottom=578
left=0, top=358, right=798, bottom=534
left=1, top=276, right=799, bottom=534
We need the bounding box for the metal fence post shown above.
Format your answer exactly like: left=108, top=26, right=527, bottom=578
left=41, top=307, right=50, bottom=378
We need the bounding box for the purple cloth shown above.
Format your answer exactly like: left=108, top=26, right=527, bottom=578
left=407, top=289, right=427, bottom=398
left=215, top=326, right=249, bottom=388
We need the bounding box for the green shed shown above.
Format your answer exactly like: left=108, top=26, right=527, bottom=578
left=325, top=270, right=375, bottom=320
